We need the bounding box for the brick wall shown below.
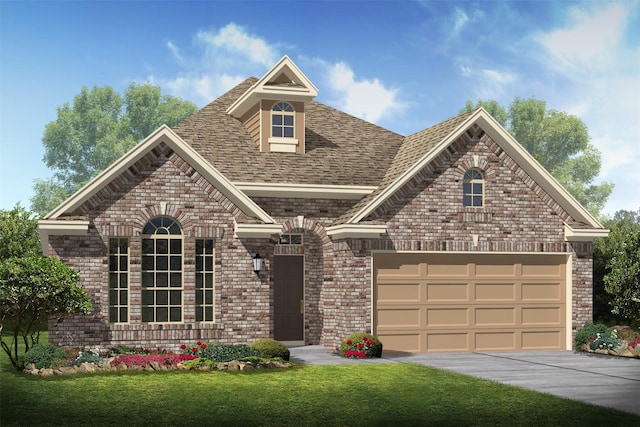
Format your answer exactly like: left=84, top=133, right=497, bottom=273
left=47, top=130, right=594, bottom=353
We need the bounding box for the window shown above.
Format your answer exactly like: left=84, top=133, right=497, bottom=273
left=463, top=169, right=484, bottom=207
left=195, top=239, right=214, bottom=322
left=278, top=233, right=303, bottom=245
left=141, top=217, right=183, bottom=322
left=109, top=238, right=129, bottom=323
left=271, top=102, right=295, bottom=138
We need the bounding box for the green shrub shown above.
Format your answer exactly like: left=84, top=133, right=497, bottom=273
left=339, top=333, right=383, bottom=358
left=200, top=343, right=261, bottom=362
left=250, top=339, right=290, bottom=361
left=23, top=343, right=68, bottom=369
left=575, top=323, right=609, bottom=348
left=590, top=329, right=624, bottom=351
left=73, top=350, right=104, bottom=366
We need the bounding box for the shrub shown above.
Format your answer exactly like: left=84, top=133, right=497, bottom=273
left=200, top=343, right=261, bottom=362
left=250, top=339, right=290, bottom=361
left=73, top=350, right=104, bottom=366
left=23, top=343, right=68, bottom=369
left=110, top=352, right=195, bottom=368
left=575, top=323, right=609, bottom=348
left=590, top=329, right=624, bottom=351
left=179, top=341, right=210, bottom=358
left=339, top=333, right=383, bottom=358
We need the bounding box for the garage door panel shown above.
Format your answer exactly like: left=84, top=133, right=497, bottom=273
left=475, top=283, right=516, bottom=301
left=377, top=283, right=422, bottom=302
left=426, top=308, right=469, bottom=326
left=374, top=253, right=567, bottom=353
left=521, top=306, right=563, bottom=325
left=521, top=330, right=563, bottom=349
left=427, top=333, right=469, bottom=352
left=426, top=283, right=469, bottom=302
left=475, top=307, right=516, bottom=326
left=475, top=331, right=516, bottom=351
left=521, top=283, right=562, bottom=301
left=377, top=308, right=421, bottom=327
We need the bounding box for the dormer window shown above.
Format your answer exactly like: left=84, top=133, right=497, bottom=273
left=272, top=102, right=295, bottom=138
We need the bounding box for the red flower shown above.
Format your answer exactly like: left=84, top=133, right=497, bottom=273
left=180, top=344, right=187, bottom=350
left=367, top=339, right=373, bottom=346
left=197, top=341, right=202, bottom=346
left=363, top=336, right=369, bottom=342
left=346, top=340, right=352, bottom=346
left=359, top=351, right=366, bottom=358
left=192, top=347, right=198, bottom=354
left=358, top=343, right=364, bottom=349
left=345, top=349, right=352, bottom=357
left=200, top=343, right=207, bottom=350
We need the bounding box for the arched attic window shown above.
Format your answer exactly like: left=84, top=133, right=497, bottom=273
left=463, top=169, right=484, bottom=207
left=271, top=102, right=295, bottom=138
left=141, top=216, right=183, bottom=323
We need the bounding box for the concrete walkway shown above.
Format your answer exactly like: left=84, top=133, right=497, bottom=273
left=289, top=346, right=640, bottom=416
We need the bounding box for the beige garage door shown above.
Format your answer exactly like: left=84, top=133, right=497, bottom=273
left=374, top=253, right=567, bottom=353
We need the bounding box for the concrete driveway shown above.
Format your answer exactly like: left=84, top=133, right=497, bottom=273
left=289, top=347, right=640, bottom=416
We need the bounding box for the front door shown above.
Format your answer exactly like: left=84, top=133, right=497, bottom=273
left=274, top=255, right=304, bottom=342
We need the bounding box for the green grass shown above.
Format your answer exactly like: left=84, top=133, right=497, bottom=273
left=2, top=335, right=639, bottom=426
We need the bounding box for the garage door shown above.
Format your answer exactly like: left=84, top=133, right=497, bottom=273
left=373, top=253, right=567, bottom=352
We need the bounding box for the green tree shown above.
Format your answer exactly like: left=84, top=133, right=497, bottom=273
left=0, top=204, right=41, bottom=260
left=600, top=209, right=640, bottom=323
left=31, top=83, right=197, bottom=217
left=461, top=97, right=613, bottom=215
left=0, top=256, right=91, bottom=370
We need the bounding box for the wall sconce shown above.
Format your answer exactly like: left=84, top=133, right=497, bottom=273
left=252, top=253, right=264, bottom=275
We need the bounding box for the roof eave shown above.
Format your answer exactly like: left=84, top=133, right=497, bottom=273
left=37, top=219, right=90, bottom=254
left=325, top=224, right=387, bottom=240
left=564, top=223, right=610, bottom=241
left=233, top=221, right=283, bottom=239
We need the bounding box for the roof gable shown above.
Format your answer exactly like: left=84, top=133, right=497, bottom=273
left=335, top=108, right=604, bottom=231
left=43, top=125, right=276, bottom=225
left=227, top=55, right=318, bottom=119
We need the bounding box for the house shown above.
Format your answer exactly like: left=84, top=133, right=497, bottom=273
left=38, top=56, right=607, bottom=353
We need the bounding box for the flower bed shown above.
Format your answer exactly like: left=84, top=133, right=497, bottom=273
left=23, top=341, right=292, bottom=376
left=575, top=324, right=640, bottom=358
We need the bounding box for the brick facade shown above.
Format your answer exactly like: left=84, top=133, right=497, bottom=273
left=47, top=131, right=593, bottom=352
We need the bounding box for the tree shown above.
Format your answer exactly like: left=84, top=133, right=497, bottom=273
left=461, top=97, right=613, bottom=215
left=0, top=204, right=41, bottom=260
left=31, top=83, right=198, bottom=217
left=600, top=209, right=640, bottom=323
left=0, top=256, right=91, bottom=370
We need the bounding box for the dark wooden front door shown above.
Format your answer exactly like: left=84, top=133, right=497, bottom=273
left=274, top=255, right=304, bottom=341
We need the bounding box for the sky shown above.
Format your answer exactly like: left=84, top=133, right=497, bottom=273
left=1, top=0, right=639, bottom=217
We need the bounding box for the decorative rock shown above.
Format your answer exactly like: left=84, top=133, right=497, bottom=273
left=615, top=347, right=634, bottom=357
left=240, top=363, right=255, bottom=371
left=150, top=361, right=162, bottom=371
left=79, top=363, right=97, bottom=373
left=595, top=349, right=609, bottom=355
left=227, top=361, right=241, bottom=371
left=39, top=368, right=54, bottom=377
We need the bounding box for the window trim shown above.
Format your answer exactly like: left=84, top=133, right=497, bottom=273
left=463, top=168, right=485, bottom=208
left=108, top=237, right=129, bottom=324
left=271, top=101, right=295, bottom=139
left=195, top=239, right=215, bottom=323
left=141, top=216, right=184, bottom=324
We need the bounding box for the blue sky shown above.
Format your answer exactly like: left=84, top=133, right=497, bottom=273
left=1, top=0, right=639, bottom=216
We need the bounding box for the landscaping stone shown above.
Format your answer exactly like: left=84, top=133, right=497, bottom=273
left=39, top=368, right=54, bottom=377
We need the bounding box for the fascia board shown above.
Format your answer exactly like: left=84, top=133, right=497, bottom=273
left=564, top=223, right=609, bottom=241
left=233, top=221, right=283, bottom=238
left=45, top=125, right=276, bottom=225
left=325, top=224, right=387, bottom=240
left=235, top=182, right=376, bottom=200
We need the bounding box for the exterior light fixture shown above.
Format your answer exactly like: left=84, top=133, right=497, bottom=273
left=252, top=253, right=263, bottom=275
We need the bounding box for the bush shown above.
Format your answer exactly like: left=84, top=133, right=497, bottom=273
left=200, top=343, right=261, bottom=362
left=339, top=333, right=383, bottom=358
left=575, top=323, right=609, bottom=348
left=73, top=350, right=104, bottom=366
left=23, top=343, right=68, bottom=369
left=250, top=339, right=290, bottom=361
left=590, top=329, right=624, bottom=351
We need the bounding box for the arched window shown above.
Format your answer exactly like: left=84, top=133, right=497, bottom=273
left=141, top=217, right=183, bottom=322
left=463, top=169, right=484, bottom=207
left=271, top=102, right=295, bottom=138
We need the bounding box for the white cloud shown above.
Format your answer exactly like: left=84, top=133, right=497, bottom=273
left=150, top=23, right=281, bottom=106
left=457, top=58, right=517, bottom=101
left=325, top=61, right=405, bottom=124
left=536, top=3, right=627, bottom=77
left=535, top=2, right=640, bottom=215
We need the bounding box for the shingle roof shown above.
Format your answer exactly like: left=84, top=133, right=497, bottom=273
left=333, top=110, right=476, bottom=224
left=173, top=78, right=405, bottom=187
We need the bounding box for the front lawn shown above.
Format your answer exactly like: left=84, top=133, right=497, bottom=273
left=2, top=335, right=639, bottom=426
